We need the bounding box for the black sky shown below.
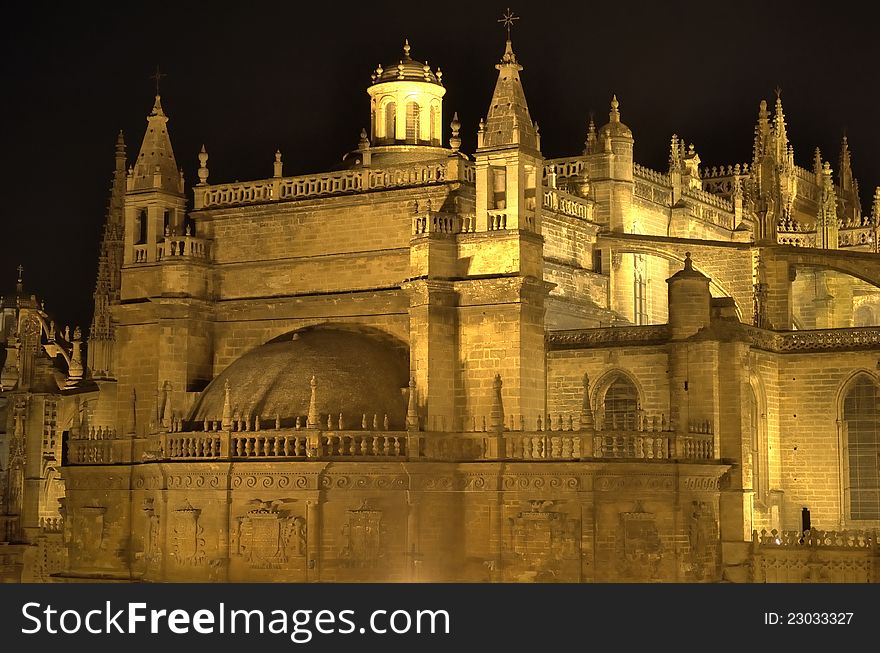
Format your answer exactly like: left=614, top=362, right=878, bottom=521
left=1, top=1, right=878, bottom=333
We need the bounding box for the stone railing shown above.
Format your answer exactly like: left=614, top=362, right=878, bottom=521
left=739, top=324, right=880, bottom=353
left=158, top=430, right=409, bottom=460
left=683, top=185, right=734, bottom=213
left=413, top=211, right=467, bottom=235
left=133, top=244, right=149, bottom=263
left=548, top=325, right=670, bottom=350
left=633, top=163, right=670, bottom=186
left=39, top=517, right=64, bottom=534
left=67, top=438, right=131, bottom=464
left=157, top=235, right=209, bottom=260
left=754, top=528, right=878, bottom=550
left=751, top=528, right=879, bottom=583
left=593, top=431, right=713, bottom=460
left=543, top=188, right=592, bottom=221
left=634, top=180, right=673, bottom=206
left=543, top=157, right=585, bottom=181
left=700, top=163, right=750, bottom=179
left=196, top=158, right=468, bottom=210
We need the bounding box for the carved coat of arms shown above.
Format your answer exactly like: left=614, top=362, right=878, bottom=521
left=232, top=499, right=305, bottom=569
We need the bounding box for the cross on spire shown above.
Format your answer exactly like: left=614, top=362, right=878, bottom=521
left=16, top=264, right=23, bottom=282
left=498, top=8, right=519, bottom=40
left=150, top=65, right=166, bottom=96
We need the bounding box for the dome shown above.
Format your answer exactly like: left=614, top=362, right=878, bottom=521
left=598, top=95, right=633, bottom=140
left=370, top=39, right=442, bottom=86
left=189, top=326, right=410, bottom=428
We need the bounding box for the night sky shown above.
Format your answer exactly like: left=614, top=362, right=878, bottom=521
left=2, top=1, right=878, bottom=334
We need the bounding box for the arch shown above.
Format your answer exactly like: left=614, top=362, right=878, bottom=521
left=384, top=101, right=397, bottom=141
left=430, top=100, right=441, bottom=144
left=836, top=370, right=880, bottom=522
left=747, top=371, right=770, bottom=509
left=405, top=100, right=420, bottom=143
left=609, top=245, right=742, bottom=321
left=590, top=368, right=645, bottom=430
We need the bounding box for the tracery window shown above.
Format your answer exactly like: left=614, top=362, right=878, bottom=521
left=603, top=375, right=639, bottom=430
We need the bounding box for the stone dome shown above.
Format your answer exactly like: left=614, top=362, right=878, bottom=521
left=189, top=326, right=409, bottom=429
left=598, top=95, right=633, bottom=140
left=370, top=39, right=442, bottom=86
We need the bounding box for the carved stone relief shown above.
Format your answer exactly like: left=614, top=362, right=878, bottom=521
left=170, top=499, right=205, bottom=566
left=231, top=498, right=306, bottom=569
left=505, top=500, right=580, bottom=582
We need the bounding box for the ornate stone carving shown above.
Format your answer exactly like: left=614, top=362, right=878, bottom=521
left=170, top=499, right=205, bottom=566
left=618, top=501, right=662, bottom=580
left=339, top=499, right=383, bottom=568
left=687, top=500, right=717, bottom=580
left=231, top=499, right=306, bottom=569
left=71, top=505, right=106, bottom=562
left=506, top=500, right=580, bottom=582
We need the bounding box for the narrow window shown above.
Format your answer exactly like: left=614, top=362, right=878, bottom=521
left=843, top=376, right=880, bottom=520
left=406, top=101, right=420, bottom=143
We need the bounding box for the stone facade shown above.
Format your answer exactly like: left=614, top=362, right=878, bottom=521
left=1, top=33, right=879, bottom=583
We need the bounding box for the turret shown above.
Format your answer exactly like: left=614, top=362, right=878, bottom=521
left=364, top=40, right=447, bottom=165
left=666, top=252, right=710, bottom=340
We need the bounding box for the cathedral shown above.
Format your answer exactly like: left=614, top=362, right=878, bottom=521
left=1, top=29, right=879, bottom=583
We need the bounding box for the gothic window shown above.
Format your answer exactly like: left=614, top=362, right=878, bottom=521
left=405, top=101, right=420, bottom=143
left=634, top=254, right=647, bottom=325
left=843, top=376, right=880, bottom=520
left=603, top=375, right=639, bottom=430
left=385, top=102, right=396, bottom=141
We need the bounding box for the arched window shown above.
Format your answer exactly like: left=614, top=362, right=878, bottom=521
left=603, top=375, right=639, bottom=430
left=405, top=101, right=420, bottom=143
left=430, top=105, right=439, bottom=144
left=136, top=209, right=148, bottom=245
left=843, top=375, right=880, bottom=520
left=385, top=102, right=396, bottom=141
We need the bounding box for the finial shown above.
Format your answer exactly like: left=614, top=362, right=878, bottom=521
left=684, top=252, right=693, bottom=270
left=197, top=145, right=209, bottom=184
left=358, top=128, right=370, bottom=150
left=16, top=264, right=23, bottom=291
left=273, top=148, right=283, bottom=177
left=115, top=130, right=126, bottom=157
left=610, top=94, right=620, bottom=122
left=403, top=38, right=411, bottom=59
left=774, top=85, right=782, bottom=100
left=436, top=67, right=443, bottom=85
left=450, top=112, right=461, bottom=152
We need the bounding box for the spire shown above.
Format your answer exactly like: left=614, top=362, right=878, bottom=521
left=771, top=91, right=789, bottom=162
left=15, top=264, right=23, bottom=294
left=88, top=132, right=127, bottom=378
left=813, top=147, right=823, bottom=177
left=838, top=134, right=854, bottom=191
left=817, top=161, right=839, bottom=249
left=480, top=15, right=537, bottom=151
left=584, top=114, right=597, bottom=155
left=131, top=88, right=181, bottom=193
